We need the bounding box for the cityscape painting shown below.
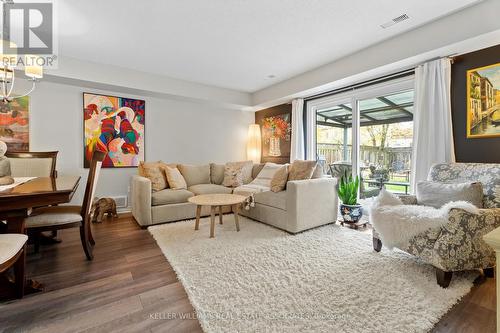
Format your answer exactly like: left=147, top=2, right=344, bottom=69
left=467, top=62, right=500, bottom=138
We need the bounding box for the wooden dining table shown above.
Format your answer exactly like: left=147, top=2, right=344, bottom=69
left=0, top=175, right=81, bottom=295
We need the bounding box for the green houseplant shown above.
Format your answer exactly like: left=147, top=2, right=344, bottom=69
left=337, top=171, right=363, bottom=223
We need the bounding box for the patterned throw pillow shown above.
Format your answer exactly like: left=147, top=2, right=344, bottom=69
left=288, top=160, right=317, bottom=181
left=138, top=161, right=167, bottom=192
left=270, top=165, right=289, bottom=192
left=164, top=166, right=187, bottom=190
left=222, top=161, right=253, bottom=187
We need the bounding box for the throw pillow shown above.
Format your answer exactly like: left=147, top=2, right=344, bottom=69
left=138, top=161, right=167, bottom=192
left=251, top=162, right=281, bottom=188
left=270, top=165, right=289, bottom=192
left=222, top=161, right=253, bottom=187
left=164, top=166, right=187, bottom=190
left=288, top=160, right=317, bottom=181
left=416, top=181, right=484, bottom=208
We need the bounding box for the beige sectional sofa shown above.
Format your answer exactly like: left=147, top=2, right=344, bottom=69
left=131, top=162, right=338, bottom=233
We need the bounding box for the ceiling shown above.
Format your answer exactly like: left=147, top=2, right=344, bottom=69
left=57, top=0, right=482, bottom=93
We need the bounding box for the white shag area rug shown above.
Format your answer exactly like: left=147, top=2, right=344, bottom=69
left=148, top=216, right=475, bottom=333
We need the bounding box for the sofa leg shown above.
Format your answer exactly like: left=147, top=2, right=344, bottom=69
left=483, top=267, right=495, bottom=278
left=436, top=268, right=453, bottom=288
left=373, top=237, right=382, bottom=252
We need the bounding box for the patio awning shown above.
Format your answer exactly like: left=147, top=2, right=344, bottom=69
left=316, top=90, right=414, bottom=128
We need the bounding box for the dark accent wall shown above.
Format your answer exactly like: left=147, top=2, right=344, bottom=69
left=451, top=44, right=500, bottom=163
left=255, top=103, right=292, bottom=164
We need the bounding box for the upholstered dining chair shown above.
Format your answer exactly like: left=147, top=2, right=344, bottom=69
left=6, top=151, right=59, bottom=251
left=24, top=150, right=106, bottom=260
left=6, top=151, right=58, bottom=178
left=0, top=234, right=28, bottom=298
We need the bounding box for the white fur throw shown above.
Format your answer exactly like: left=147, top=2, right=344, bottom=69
left=371, top=189, right=480, bottom=249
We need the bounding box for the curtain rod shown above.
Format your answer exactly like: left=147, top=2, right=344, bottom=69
left=304, top=55, right=456, bottom=102
left=304, top=69, right=414, bottom=101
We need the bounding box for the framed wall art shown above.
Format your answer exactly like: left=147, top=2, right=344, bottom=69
left=83, top=93, right=145, bottom=168
left=0, top=96, right=29, bottom=151
left=467, top=62, right=500, bottom=138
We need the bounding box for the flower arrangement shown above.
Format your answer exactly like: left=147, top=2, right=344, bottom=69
left=262, top=115, right=291, bottom=140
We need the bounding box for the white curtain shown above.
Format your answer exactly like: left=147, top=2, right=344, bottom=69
left=290, top=98, right=305, bottom=161
left=411, top=58, right=455, bottom=191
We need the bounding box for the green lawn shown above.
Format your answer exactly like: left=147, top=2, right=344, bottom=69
left=363, top=174, right=411, bottom=194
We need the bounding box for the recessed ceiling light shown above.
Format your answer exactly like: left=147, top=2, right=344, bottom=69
left=267, top=74, right=276, bottom=79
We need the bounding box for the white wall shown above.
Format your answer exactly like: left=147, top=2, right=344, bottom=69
left=23, top=80, right=253, bottom=207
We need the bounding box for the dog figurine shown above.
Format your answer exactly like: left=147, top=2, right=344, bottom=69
left=91, top=197, right=118, bottom=223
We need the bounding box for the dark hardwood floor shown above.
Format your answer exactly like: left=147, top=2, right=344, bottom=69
left=0, top=214, right=495, bottom=332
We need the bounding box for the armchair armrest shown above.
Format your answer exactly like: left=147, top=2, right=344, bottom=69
left=131, top=175, right=152, bottom=226
left=442, top=208, right=500, bottom=234
left=286, top=178, right=338, bottom=233
left=432, top=207, right=500, bottom=271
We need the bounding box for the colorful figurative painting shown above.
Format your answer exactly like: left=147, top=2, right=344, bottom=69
left=261, top=113, right=291, bottom=162
left=84, top=93, right=145, bottom=168
left=467, top=62, right=500, bottom=138
left=0, top=96, right=29, bottom=151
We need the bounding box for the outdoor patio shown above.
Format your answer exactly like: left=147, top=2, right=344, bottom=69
left=316, top=90, right=414, bottom=197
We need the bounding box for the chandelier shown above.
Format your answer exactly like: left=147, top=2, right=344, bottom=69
left=0, top=40, right=43, bottom=103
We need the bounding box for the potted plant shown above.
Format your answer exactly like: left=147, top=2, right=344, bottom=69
left=337, top=171, right=363, bottom=223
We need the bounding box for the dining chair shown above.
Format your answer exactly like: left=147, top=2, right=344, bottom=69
left=6, top=151, right=59, bottom=251
left=24, top=150, right=106, bottom=260
left=0, top=234, right=28, bottom=298
left=6, top=151, right=58, bottom=178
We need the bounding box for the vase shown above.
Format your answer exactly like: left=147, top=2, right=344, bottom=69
left=269, top=136, right=281, bottom=157
left=339, top=203, right=363, bottom=223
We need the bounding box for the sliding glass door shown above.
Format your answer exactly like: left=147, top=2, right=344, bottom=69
left=306, top=76, right=414, bottom=196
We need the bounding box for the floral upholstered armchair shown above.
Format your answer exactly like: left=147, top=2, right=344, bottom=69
left=372, top=163, right=500, bottom=288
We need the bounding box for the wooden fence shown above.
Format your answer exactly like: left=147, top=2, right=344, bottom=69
left=317, top=143, right=412, bottom=171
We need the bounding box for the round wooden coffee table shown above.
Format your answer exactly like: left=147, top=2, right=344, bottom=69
left=188, top=193, right=247, bottom=238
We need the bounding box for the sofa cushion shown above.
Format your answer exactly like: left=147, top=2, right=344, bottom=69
left=188, top=184, right=233, bottom=195
left=152, top=189, right=194, bottom=206
left=178, top=164, right=211, bottom=187
left=254, top=191, right=287, bottom=210
left=210, top=163, right=225, bottom=185
left=416, top=181, right=484, bottom=208
left=233, top=184, right=270, bottom=197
